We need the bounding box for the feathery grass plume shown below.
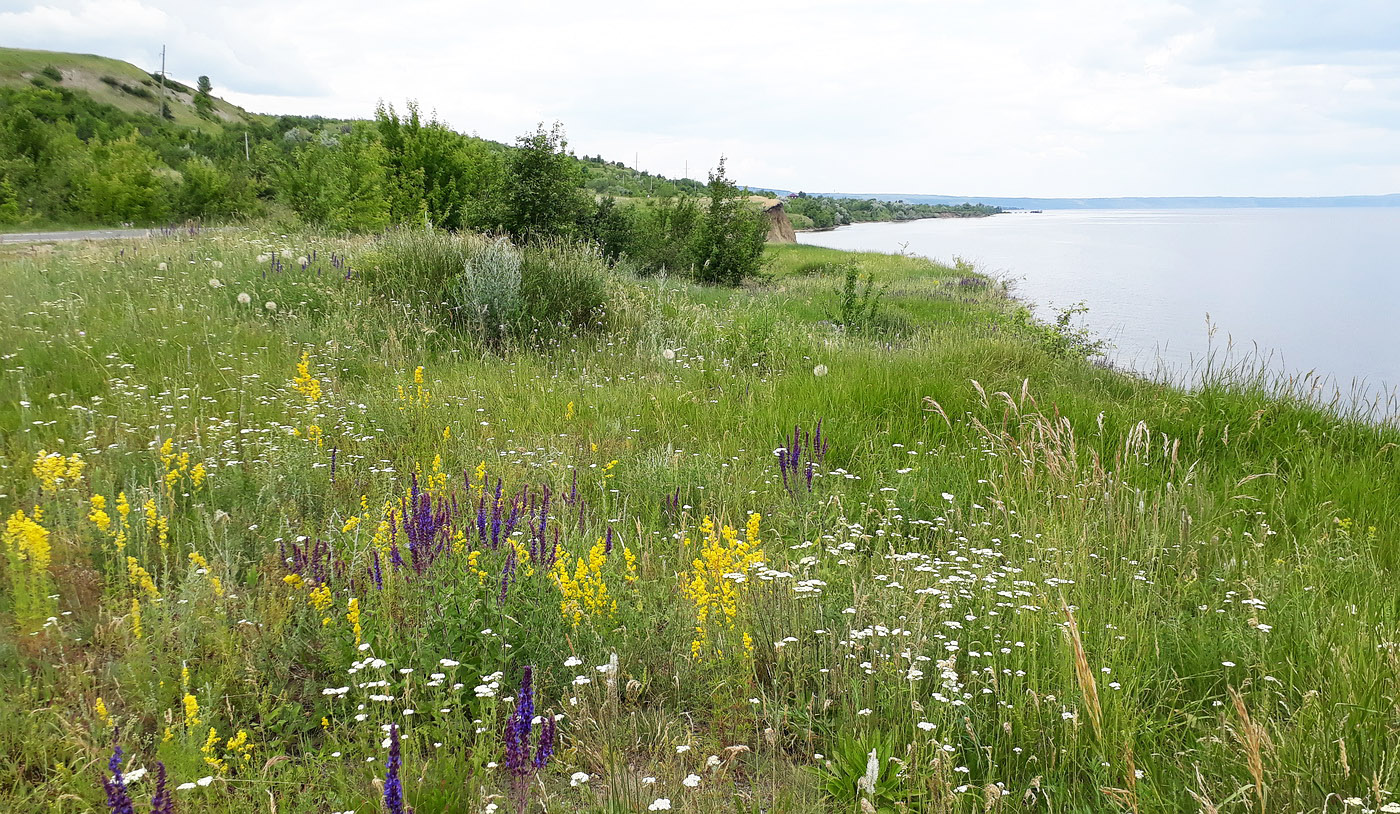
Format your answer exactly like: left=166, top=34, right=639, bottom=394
left=1228, top=686, right=1270, bottom=812
left=1061, top=597, right=1102, bottom=743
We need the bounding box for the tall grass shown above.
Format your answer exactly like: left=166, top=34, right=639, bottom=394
left=0, top=231, right=1396, bottom=813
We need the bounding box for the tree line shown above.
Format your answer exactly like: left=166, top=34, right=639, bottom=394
left=0, top=85, right=767, bottom=283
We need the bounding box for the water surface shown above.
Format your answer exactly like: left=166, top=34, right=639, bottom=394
left=798, top=209, right=1400, bottom=405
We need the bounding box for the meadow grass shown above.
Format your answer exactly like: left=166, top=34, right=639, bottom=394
left=1, top=231, right=1398, bottom=813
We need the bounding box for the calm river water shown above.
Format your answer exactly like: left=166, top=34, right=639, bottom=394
left=798, top=208, right=1400, bottom=407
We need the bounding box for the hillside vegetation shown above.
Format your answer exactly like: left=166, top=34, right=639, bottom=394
left=1, top=226, right=1398, bottom=813
left=0, top=47, right=251, bottom=130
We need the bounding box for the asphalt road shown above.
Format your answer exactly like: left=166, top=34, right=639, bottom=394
left=0, top=228, right=153, bottom=244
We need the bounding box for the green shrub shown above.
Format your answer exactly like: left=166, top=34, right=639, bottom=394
left=832, top=261, right=884, bottom=335
left=39, top=66, right=62, bottom=82
left=364, top=227, right=479, bottom=313
left=460, top=237, right=523, bottom=346
left=519, top=239, right=610, bottom=339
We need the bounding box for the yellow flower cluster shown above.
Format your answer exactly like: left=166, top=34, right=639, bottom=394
left=4, top=507, right=54, bottom=629
left=202, top=726, right=254, bottom=774
left=127, top=556, right=159, bottom=599
left=130, top=597, right=144, bottom=640
left=113, top=492, right=131, bottom=552
left=292, top=350, right=322, bottom=404
left=95, top=697, right=110, bottom=725
left=188, top=550, right=223, bottom=597
left=309, top=583, right=332, bottom=624
left=88, top=494, right=112, bottom=532
left=32, top=450, right=83, bottom=493
left=466, top=550, right=488, bottom=585
left=5, top=508, right=51, bottom=572
left=683, top=514, right=765, bottom=660
left=417, top=454, right=449, bottom=493
left=183, top=692, right=200, bottom=727
left=397, top=365, right=430, bottom=409
left=551, top=537, right=617, bottom=628
left=346, top=597, right=362, bottom=647
left=144, top=498, right=169, bottom=552
left=158, top=437, right=205, bottom=495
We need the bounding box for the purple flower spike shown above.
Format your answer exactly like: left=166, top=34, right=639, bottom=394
left=101, top=740, right=135, bottom=814
left=384, top=724, right=410, bottom=814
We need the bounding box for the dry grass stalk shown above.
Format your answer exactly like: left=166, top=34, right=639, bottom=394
left=1228, top=685, right=1269, bottom=813
left=1061, top=598, right=1103, bottom=742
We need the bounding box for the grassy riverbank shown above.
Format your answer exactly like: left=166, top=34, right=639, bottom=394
left=2, top=231, right=1397, bottom=813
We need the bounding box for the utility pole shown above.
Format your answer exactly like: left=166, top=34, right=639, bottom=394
left=244, top=132, right=250, bottom=162
left=158, top=45, right=167, bottom=119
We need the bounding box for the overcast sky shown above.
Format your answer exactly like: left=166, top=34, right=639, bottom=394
left=3, top=0, right=1398, bottom=197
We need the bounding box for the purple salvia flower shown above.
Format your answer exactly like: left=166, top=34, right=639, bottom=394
left=383, top=724, right=408, bottom=814
left=150, top=762, right=173, bottom=814
left=498, top=543, right=516, bottom=605
left=604, top=526, right=614, bottom=555
left=102, top=741, right=135, bottom=814
left=534, top=713, right=556, bottom=770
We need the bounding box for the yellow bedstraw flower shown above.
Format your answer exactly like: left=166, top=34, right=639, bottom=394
left=183, top=693, right=200, bottom=727
left=95, top=697, right=110, bottom=725
left=683, top=513, right=764, bottom=660
left=346, top=597, right=362, bottom=647
left=190, top=462, right=207, bottom=488
left=202, top=726, right=224, bottom=772
left=130, top=598, right=144, bottom=639
left=5, top=508, right=51, bottom=572
left=551, top=537, right=617, bottom=627
left=292, top=351, right=322, bottom=404
left=116, top=492, right=131, bottom=527
left=128, top=557, right=159, bottom=599
left=32, top=450, right=83, bottom=493
left=89, top=495, right=112, bottom=532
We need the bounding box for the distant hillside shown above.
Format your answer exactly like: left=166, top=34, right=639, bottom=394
left=775, top=190, right=1400, bottom=210
left=0, top=46, right=255, bottom=129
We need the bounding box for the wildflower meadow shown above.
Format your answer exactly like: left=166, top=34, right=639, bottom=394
left=1, top=228, right=1398, bottom=813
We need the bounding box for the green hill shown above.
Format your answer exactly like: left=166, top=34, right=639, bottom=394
left=0, top=46, right=255, bottom=130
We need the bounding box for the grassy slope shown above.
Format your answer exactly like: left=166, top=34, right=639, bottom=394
left=0, top=46, right=254, bottom=130
left=0, top=234, right=1397, bottom=812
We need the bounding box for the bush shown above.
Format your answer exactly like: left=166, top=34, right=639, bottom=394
left=689, top=158, right=767, bottom=286
left=832, top=261, right=884, bottom=335
left=502, top=122, right=586, bottom=240
left=40, top=66, right=62, bottom=82
left=364, top=227, right=479, bottom=314
left=366, top=229, right=612, bottom=347
left=519, top=239, right=610, bottom=339
left=459, top=237, right=523, bottom=346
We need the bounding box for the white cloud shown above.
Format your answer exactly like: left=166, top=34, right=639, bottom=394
left=3, top=0, right=1397, bottom=196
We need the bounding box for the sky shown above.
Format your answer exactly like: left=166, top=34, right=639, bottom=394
left=3, top=0, right=1399, bottom=197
